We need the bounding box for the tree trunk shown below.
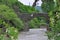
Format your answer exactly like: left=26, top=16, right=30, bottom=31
left=32, top=0, right=39, bottom=7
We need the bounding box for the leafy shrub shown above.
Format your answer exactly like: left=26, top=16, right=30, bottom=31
left=55, top=36, right=60, bottom=40
left=0, top=5, right=17, bottom=19
left=6, top=27, right=18, bottom=40
left=29, top=17, right=46, bottom=28
left=12, top=18, right=24, bottom=30
left=16, top=2, right=39, bottom=13
left=0, top=0, right=18, bottom=7
left=0, top=4, right=24, bottom=40
left=0, top=19, right=18, bottom=40
left=0, top=0, right=39, bottom=13
left=0, top=34, right=5, bottom=40
left=48, top=9, right=60, bottom=40
left=0, top=5, right=24, bottom=30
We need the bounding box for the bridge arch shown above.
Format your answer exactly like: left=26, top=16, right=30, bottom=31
left=18, top=13, right=50, bottom=31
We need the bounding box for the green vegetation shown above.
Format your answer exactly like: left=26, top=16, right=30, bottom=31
left=29, top=17, right=46, bottom=28
left=41, top=0, right=55, bottom=13
left=0, top=0, right=40, bottom=39
left=42, top=0, right=60, bottom=40
left=0, top=0, right=39, bottom=40
left=48, top=11, right=60, bottom=40
left=1, top=0, right=60, bottom=40
left=0, top=0, right=18, bottom=7
left=0, top=5, right=24, bottom=40
left=0, top=5, right=24, bottom=30
left=16, top=2, right=39, bottom=13
left=0, top=0, right=39, bottom=13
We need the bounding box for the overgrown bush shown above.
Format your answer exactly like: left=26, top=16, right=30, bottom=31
left=42, top=0, right=60, bottom=40
left=0, top=19, right=18, bottom=40
left=16, top=2, right=39, bottom=13
left=0, top=0, right=39, bottom=13
left=48, top=7, right=60, bottom=40
left=0, top=5, right=24, bottom=40
left=0, top=5, right=24, bottom=30
left=29, top=17, right=46, bottom=28
left=0, top=0, right=18, bottom=7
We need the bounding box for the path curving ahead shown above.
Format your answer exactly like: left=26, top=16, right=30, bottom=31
left=18, top=28, right=48, bottom=40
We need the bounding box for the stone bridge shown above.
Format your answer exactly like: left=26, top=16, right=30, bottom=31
left=13, top=5, right=50, bottom=31
left=17, top=13, right=50, bottom=31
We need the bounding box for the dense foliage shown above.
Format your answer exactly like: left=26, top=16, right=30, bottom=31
left=42, top=0, right=60, bottom=40
left=0, top=5, right=24, bottom=30
left=0, top=0, right=39, bottom=40
left=29, top=17, right=46, bottom=28
left=0, top=5, right=24, bottom=40
left=0, top=0, right=51, bottom=40
left=16, top=2, right=39, bottom=13
left=0, top=0, right=18, bottom=7
left=41, top=0, right=55, bottom=13
left=0, top=0, right=38, bottom=13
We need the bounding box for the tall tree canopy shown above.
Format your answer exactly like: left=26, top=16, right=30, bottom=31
left=41, top=0, right=55, bottom=13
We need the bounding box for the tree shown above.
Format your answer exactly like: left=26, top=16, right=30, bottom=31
left=0, top=0, right=18, bottom=7
left=45, top=0, right=60, bottom=40
left=56, top=0, right=60, bottom=10
left=41, top=0, right=55, bottom=13
left=32, top=0, right=39, bottom=7
left=16, top=1, right=39, bottom=13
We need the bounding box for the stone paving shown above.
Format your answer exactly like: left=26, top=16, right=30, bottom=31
left=18, top=28, right=48, bottom=40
